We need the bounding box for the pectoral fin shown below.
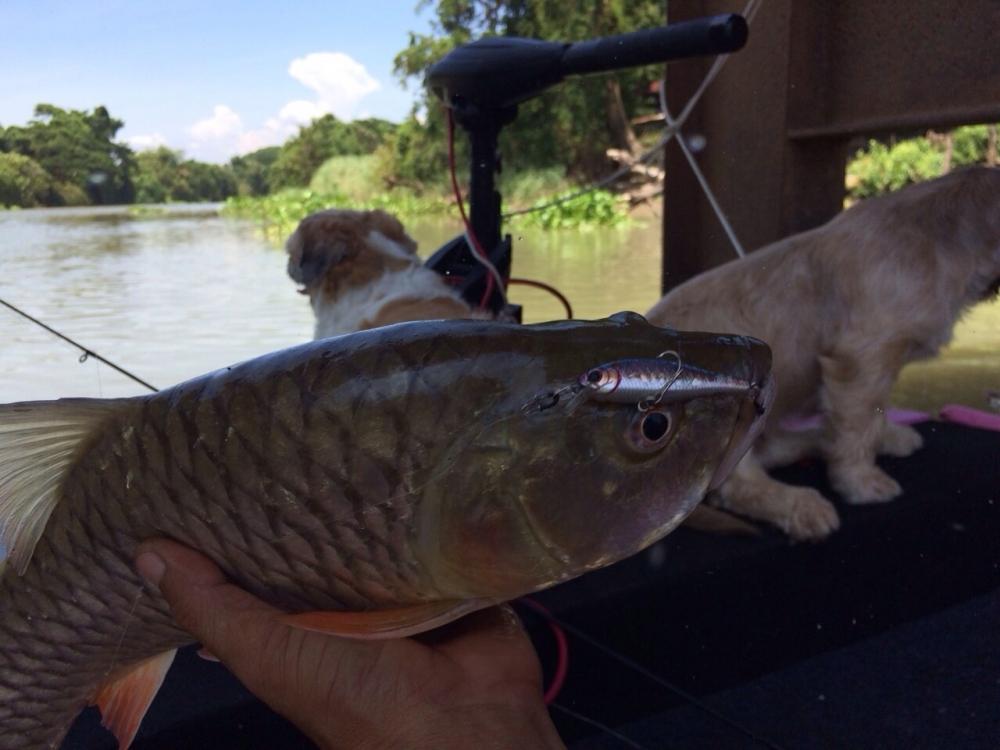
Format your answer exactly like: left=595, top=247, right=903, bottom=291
left=0, top=397, right=129, bottom=575
left=92, top=649, right=177, bottom=749
left=282, top=599, right=492, bottom=639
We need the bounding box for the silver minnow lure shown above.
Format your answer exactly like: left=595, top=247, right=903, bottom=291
left=581, top=354, right=757, bottom=409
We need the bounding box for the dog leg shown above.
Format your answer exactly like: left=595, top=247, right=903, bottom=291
left=878, top=420, right=924, bottom=457
left=756, top=429, right=822, bottom=469
left=711, top=451, right=840, bottom=541
left=820, top=351, right=905, bottom=504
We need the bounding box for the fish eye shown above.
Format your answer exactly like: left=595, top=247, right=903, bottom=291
left=624, top=408, right=675, bottom=454
left=641, top=412, right=670, bottom=441
left=586, top=369, right=602, bottom=384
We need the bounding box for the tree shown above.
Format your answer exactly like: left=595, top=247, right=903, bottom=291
left=134, top=146, right=237, bottom=203
left=134, top=147, right=182, bottom=203
left=0, top=104, right=135, bottom=204
left=268, top=115, right=397, bottom=190
left=384, top=0, right=665, bottom=188
left=230, top=147, right=281, bottom=196
left=0, top=152, right=54, bottom=207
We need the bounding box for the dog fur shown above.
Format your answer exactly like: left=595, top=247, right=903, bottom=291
left=286, top=208, right=488, bottom=340
left=647, top=166, right=1000, bottom=540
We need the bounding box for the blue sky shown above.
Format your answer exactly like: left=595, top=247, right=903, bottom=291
left=0, top=1, right=434, bottom=161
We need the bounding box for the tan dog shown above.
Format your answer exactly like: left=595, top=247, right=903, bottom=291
left=648, top=167, right=1000, bottom=540
left=286, top=208, right=487, bottom=339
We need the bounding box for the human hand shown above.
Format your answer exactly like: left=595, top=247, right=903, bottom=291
left=135, top=539, right=565, bottom=750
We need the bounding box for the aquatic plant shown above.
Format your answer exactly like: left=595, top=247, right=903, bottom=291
left=223, top=174, right=631, bottom=243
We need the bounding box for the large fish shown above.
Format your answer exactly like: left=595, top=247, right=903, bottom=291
left=0, top=313, right=772, bottom=749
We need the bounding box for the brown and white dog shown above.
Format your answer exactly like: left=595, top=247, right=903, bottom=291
left=648, top=166, right=1000, bottom=541
left=286, top=208, right=488, bottom=339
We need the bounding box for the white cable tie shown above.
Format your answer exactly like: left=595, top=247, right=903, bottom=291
left=463, top=230, right=509, bottom=306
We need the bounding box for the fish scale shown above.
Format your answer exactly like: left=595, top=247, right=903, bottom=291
left=1, top=359, right=442, bottom=747
left=0, top=315, right=773, bottom=748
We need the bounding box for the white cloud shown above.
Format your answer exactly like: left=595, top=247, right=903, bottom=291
left=189, top=105, right=243, bottom=141
left=287, top=52, right=380, bottom=120
left=184, top=105, right=246, bottom=161
left=183, top=53, right=381, bottom=162
left=126, top=132, right=167, bottom=151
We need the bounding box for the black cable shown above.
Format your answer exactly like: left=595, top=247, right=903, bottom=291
left=0, top=297, right=159, bottom=393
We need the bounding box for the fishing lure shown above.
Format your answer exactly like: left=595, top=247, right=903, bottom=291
left=580, top=350, right=763, bottom=412
left=579, top=351, right=683, bottom=411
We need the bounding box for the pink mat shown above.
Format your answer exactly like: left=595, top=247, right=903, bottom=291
left=782, top=408, right=931, bottom=432
left=939, top=404, right=1000, bottom=433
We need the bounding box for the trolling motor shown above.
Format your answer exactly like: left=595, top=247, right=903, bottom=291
left=424, top=14, right=748, bottom=319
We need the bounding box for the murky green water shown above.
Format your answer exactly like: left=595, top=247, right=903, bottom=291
left=1, top=204, right=996, bottom=414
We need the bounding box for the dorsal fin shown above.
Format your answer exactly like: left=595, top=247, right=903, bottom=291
left=93, top=649, right=177, bottom=749
left=0, top=398, right=126, bottom=574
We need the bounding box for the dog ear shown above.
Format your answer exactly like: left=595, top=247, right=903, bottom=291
left=367, top=209, right=418, bottom=254
left=286, top=232, right=352, bottom=287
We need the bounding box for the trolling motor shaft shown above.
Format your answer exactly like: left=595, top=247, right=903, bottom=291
left=423, top=14, right=748, bottom=316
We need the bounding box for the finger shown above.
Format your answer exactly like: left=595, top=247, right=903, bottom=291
left=426, top=605, right=543, bottom=690
left=418, top=604, right=526, bottom=648
left=134, top=539, right=286, bottom=674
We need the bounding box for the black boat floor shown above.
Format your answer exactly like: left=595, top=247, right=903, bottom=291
left=63, top=421, right=999, bottom=749
left=574, top=589, right=1000, bottom=749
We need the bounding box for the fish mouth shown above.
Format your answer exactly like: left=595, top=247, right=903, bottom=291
left=708, top=372, right=774, bottom=490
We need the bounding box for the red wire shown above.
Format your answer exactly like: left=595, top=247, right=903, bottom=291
left=518, top=597, right=569, bottom=705
left=508, top=278, right=573, bottom=319
left=446, top=108, right=496, bottom=310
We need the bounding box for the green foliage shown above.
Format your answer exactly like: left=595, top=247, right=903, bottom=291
left=385, top=0, right=665, bottom=187
left=507, top=188, right=628, bottom=230
left=133, top=147, right=237, bottom=203
left=0, top=104, right=135, bottom=204
left=500, top=166, right=572, bottom=207
left=309, top=154, right=382, bottom=202
left=222, top=187, right=450, bottom=243
left=268, top=115, right=396, bottom=190
left=0, top=152, right=54, bottom=207
left=847, top=139, right=942, bottom=200
left=52, top=181, right=90, bottom=206
left=951, top=124, right=993, bottom=168
left=223, top=162, right=628, bottom=245
left=373, top=115, right=452, bottom=191
left=229, top=147, right=280, bottom=196
left=847, top=124, right=998, bottom=201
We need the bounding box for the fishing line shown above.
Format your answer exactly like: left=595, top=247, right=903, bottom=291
left=534, top=607, right=786, bottom=750
left=549, top=702, right=656, bottom=750
left=0, top=296, right=159, bottom=393
left=105, top=582, right=147, bottom=679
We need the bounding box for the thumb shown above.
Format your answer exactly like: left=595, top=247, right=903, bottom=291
left=134, top=538, right=286, bottom=673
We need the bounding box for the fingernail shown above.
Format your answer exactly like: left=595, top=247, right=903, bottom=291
left=136, top=551, right=166, bottom=586
left=197, top=647, right=220, bottom=663
left=498, top=604, right=525, bottom=636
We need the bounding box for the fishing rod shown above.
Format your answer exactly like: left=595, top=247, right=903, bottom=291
left=0, top=296, right=159, bottom=393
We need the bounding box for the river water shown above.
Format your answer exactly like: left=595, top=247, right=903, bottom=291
left=1, top=204, right=997, bottom=413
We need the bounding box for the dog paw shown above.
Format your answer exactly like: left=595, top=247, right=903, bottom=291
left=879, top=422, right=924, bottom=457
left=834, top=465, right=902, bottom=504
left=783, top=488, right=841, bottom=541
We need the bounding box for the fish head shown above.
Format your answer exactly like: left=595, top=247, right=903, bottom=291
left=417, top=313, right=773, bottom=600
